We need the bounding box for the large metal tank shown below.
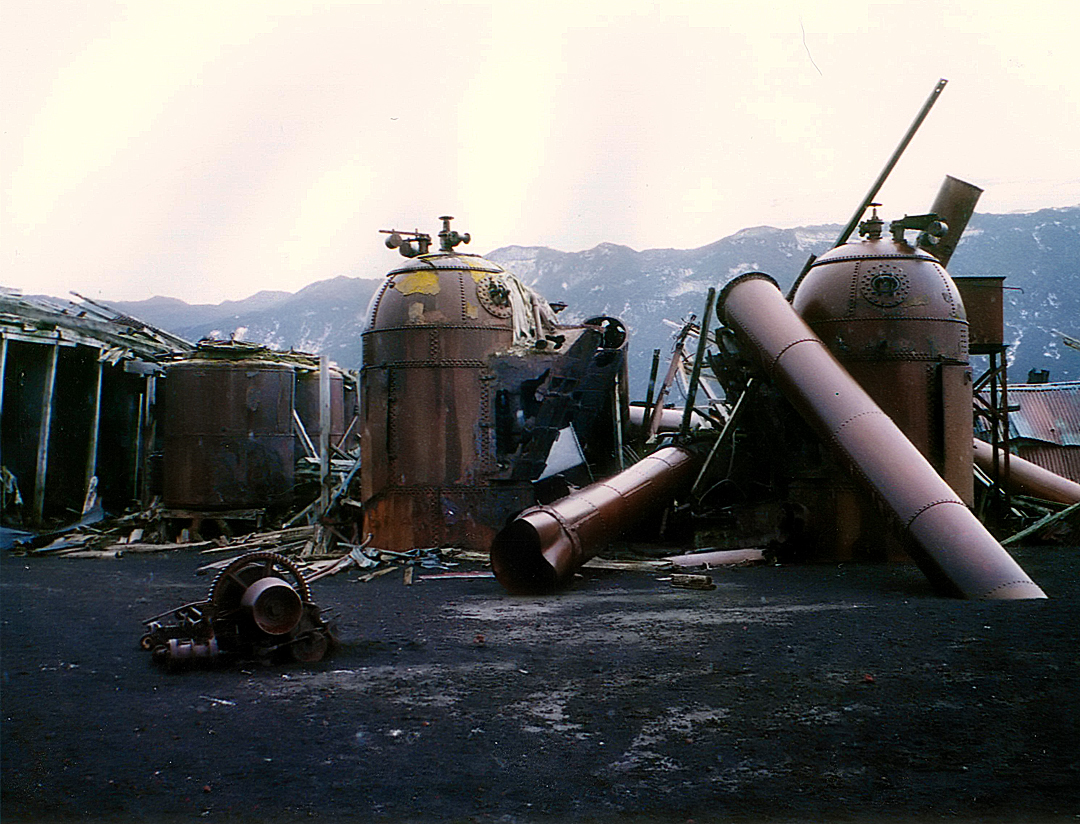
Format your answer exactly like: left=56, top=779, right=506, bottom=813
left=294, top=367, right=346, bottom=455
left=360, top=221, right=538, bottom=551
left=791, top=208, right=973, bottom=509
left=163, top=353, right=295, bottom=511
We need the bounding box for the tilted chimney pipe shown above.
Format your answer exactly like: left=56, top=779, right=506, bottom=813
left=717, top=273, right=1044, bottom=600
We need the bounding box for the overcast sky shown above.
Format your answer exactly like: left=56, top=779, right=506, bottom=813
left=3, top=0, right=1078, bottom=304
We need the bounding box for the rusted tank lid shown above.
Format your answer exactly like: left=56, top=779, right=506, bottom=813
left=385, top=253, right=508, bottom=277
left=381, top=218, right=505, bottom=275
left=811, top=236, right=941, bottom=266
left=813, top=206, right=946, bottom=266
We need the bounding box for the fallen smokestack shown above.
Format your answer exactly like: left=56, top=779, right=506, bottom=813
left=974, top=439, right=1080, bottom=505
left=491, top=446, right=697, bottom=594
left=718, top=273, right=1045, bottom=600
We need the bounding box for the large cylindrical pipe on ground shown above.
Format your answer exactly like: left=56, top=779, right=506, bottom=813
left=974, top=439, right=1080, bottom=505
left=491, top=446, right=697, bottom=594
left=718, top=273, right=1044, bottom=599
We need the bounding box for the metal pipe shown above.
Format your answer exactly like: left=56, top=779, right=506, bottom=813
left=84, top=359, right=103, bottom=508
left=647, top=326, right=692, bottom=441
left=681, top=288, right=716, bottom=438
left=490, top=446, right=697, bottom=594
left=613, top=371, right=626, bottom=471
left=319, top=354, right=331, bottom=518
left=787, top=78, right=947, bottom=300
left=918, top=175, right=983, bottom=268
left=717, top=273, right=1044, bottom=600
left=643, top=349, right=661, bottom=419
left=973, top=439, right=1080, bottom=505
left=629, top=405, right=709, bottom=432
left=0, top=337, right=7, bottom=475
left=835, top=79, right=948, bottom=249
left=690, top=379, right=753, bottom=498
left=139, top=374, right=157, bottom=507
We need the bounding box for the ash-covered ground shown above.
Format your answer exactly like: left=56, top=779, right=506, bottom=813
left=2, top=545, right=1078, bottom=823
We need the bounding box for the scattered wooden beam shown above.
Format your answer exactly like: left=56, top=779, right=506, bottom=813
left=1002, top=500, right=1080, bottom=546
left=669, top=573, right=716, bottom=591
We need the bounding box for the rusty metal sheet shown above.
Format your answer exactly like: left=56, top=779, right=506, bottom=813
left=1014, top=444, right=1080, bottom=486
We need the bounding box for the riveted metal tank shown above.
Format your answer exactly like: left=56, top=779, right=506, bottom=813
left=791, top=209, right=973, bottom=510
left=360, top=221, right=538, bottom=551
left=163, top=348, right=295, bottom=511
left=295, top=366, right=346, bottom=454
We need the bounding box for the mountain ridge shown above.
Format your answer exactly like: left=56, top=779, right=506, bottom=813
left=104, top=206, right=1080, bottom=395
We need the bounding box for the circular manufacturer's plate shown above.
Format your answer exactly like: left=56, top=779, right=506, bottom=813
left=476, top=275, right=513, bottom=318
left=861, top=264, right=910, bottom=308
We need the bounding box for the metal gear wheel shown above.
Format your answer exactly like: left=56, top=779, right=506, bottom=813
left=209, top=551, right=312, bottom=612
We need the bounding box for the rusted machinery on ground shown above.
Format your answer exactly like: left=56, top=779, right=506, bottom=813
left=490, top=192, right=1049, bottom=599
left=489, top=81, right=1061, bottom=600
left=140, top=551, right=336, bottom=668
left=361, top=216, right=629, bottom=553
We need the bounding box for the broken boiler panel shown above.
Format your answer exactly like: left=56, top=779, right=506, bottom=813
left=491, top=316, right=628, bottom=483
left=361, top=222, right=627, bottom=553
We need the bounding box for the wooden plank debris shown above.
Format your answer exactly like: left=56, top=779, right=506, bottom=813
left=668, top=573, right=716, bottom=590
left=666, top=548, right=765, bottom=567
left=1003, top=500, right=1080, bottom=546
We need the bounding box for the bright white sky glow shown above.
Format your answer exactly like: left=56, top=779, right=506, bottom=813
left=3, top=0, right=1078, bottom=302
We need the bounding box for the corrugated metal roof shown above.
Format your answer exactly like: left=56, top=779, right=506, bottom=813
left=1006, top=381, right=1080, bottom=446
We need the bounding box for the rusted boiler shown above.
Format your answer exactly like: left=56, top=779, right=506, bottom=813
left=760, top=194, right=980, bottom=561
left=163, top=350, right=295, bottom=511
left=361, top=217, right=628, bottom=552
left=718, top=273, right=1044, bottom=599
left=791, top=206, right=975, bottom=506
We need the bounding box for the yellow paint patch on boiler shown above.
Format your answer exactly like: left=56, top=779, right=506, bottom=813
left=464, top=300, right=479, bottom=319
left=395, top=270, right=441, bottom=295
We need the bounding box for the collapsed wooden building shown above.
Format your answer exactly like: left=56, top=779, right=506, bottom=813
left=0, top=290, right=357, bottom=534
left=0, top=290, right=192, bottom=527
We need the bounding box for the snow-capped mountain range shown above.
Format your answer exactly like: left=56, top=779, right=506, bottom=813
left=109, top=206, right=1079, bottom=397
